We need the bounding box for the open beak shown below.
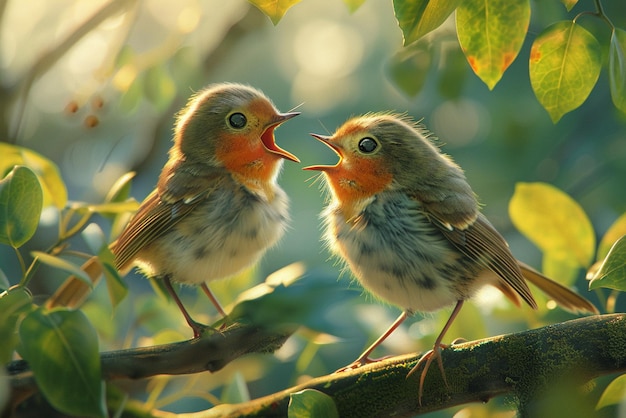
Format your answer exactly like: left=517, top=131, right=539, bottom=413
left=261, top=112, right=300, bottom=163
left=303, top=133, right=342, bottom=171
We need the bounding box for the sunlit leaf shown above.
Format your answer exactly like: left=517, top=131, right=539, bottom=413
left=104, top=172, right=136, bottom=203
left=248, top=0, right=302, bottom=25
left=387, top=40, right=433, bottom=96
left=393, top=0, right=461, bottom=45
left=609, top=28, right=626, bottom=114
left=542, top=252, right=579, bottom=286
left=0, top=287, right=33, bottom=364
left=0, top=144, right=67, bottom=209
left=457, top=0, right=530, bottom=90
left=69, top=200, right=139, bottom=215
left=598, top=213, right=626, bottom=262
left=0, top=166, right=43, bottom=248
left=288, top=389, right=339, bottom=418
left=560, top=0, right=578, bottom=11
left=596, top=374, right=626, bottom=410
left=32, top=251, right=93, bottom=287
left=588, top=236, right=626, bottom=291
left=509, top=182, right=595, bottom=269
left=18, top=308, right=106, bottom=418
left=529, top=21, right=601, bottom=122
left=342, top=0, right=366, bottom=13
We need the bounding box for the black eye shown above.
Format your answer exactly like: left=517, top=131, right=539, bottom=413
left=228, top=112, right=247, bottom=129
left=358, top=137, right=378, bottom=153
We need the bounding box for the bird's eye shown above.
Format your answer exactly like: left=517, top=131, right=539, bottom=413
left=228, top=112, right=247, bottom=129
left=358, top=137, right=378, bottom=153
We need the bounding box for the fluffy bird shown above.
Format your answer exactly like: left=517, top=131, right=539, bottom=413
left=304, top=113, right=597, bottom=400
left=48, top=83, right=300, bottom=337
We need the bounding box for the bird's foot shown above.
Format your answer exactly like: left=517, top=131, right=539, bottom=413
left=407, top=343, right=450, bottom=405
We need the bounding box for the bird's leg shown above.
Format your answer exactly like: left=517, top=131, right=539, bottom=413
left=408, top=300, right=465, bottom=405
left=162, top=275, right=210, bottom=338
left=336, top=311, right=409, bottom=372
left=200, top=282, right=228, bottom=330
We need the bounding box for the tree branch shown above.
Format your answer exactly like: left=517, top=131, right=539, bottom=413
left=200, top=314, right=626, bottom=417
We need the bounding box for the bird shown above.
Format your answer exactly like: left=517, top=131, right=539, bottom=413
left=304, top=112, right=597, bottom=402
left=47, top=83, right=300, bottom=337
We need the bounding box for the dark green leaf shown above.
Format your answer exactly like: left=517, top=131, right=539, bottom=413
left=529, top=21, right=601, bottom=122
left=457, top=0, right=530, bottom=89
left=18, top=308, right=106, bottom=418
left=387, top=41, right=433, bottom=97
left=609, top=28, right=626, bottom=114
left=393, top=0, right=461, bottom=45
left=437, top=43, right=468, bottom=99
left=288, top=389, right=339, bottom=418
left=0, top=287, right=33, bottom=364
left=589, top=235, right=626, bottom=291
left=0, top=166, right=43, bottom=248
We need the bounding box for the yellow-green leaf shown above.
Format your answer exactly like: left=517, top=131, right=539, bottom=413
left=393, top=0, right=461, bottom=45
left=598, top=213, right=626, bottom=262
left=509, top=182, right=595, bottom=269
left=529, top=21, right=601, bottom=122
left=0, top=144, right=67, bottom=209
left=596, top=374, right=626, bottom=410
left=0, top=166, right=43, bottom=248
left=248, top=0, right=302, bottom=25
left=457, top=0, right=530, bottom=90
left=588, top=236, right=626, bottom=292
left=143, top=66, right=176, bottom=112
left=560, top=0, right=578, bottom=11
left=542, top=252, right=579, bottom=286
left=18, top=308, right=106, bottom=418
left=609, top=28, right=626, bottom=114
left=342, top=0, right=366, bottom=13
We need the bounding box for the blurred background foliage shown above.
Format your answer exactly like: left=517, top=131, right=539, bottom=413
left=1, top=0, right=625, bottom=416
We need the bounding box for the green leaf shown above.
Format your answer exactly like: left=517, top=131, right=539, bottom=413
left=596, top=374, right=626, bottom=410
left=0, top=166, right=43, bottom=248
left=0, top=269, right=9, bottom=290
left=437, top=43, right=468, bottom=99
left=509, top=182, right=595, bottom=270
left=248, top=0, right=302, bottom=25
left=69, top=200, right=140, bottom=215
left=0, top=144, right=67, bottom=209
left=560, top=0, right=578, bottom=11
left=104, top=172, right=136, bottom=203
left=0, top=287, right=33, bottom=364
left=18, top=308, right=106, bottom=418
left=588, top=235, right=626, bottom=291
left=598, top=213, right=626, bottom=262
left=342, top=0, right=366, bottom=13
left=393, top=0, right=461, bottom=45
left=32, top=251, right=94, bottom=287
left=221, top=372, right=251, bottom=404
left=542, top=252, right=579, bottom=286
left=288, top=389, right=339, bottom=418
left=457, top=0, right=530, bottom=90
left=609, top=28, right=626, bottom=114
left=529, top=21, right=602, bottom=122
left=387, top=40, right=433, bottom=97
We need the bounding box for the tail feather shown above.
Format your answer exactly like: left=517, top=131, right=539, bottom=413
left=518, top=261, right=598, bottom=314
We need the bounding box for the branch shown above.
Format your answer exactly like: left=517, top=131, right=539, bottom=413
left=201, top=314, right=626, bottom=417
left=8, top=321, right=296, bottom=391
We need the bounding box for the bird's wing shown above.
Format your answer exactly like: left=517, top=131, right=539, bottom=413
left=113, top=166, right=225, bottom=271
left=424, top=207, right=538, bottom=309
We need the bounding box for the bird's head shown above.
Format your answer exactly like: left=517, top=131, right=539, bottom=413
left=173, top=83, right=299, bottom=184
